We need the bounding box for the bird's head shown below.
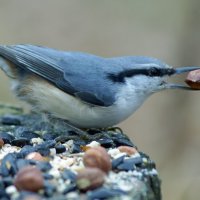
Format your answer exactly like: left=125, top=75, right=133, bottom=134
left=108, top=57, right=200, bottom=96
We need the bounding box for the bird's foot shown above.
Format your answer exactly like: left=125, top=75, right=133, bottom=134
left=102, top=126, right=123, bottom=134
left=84, top=126, right=123, bottom=134
left=41, top=115, right=90, bottom=139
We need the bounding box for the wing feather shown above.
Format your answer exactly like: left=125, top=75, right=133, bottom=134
left=0, top=45, right=116, bottom=106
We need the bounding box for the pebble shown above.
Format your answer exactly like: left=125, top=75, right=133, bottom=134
left=86, top=141, right=100, bottom=147
left=22, top=194, right=42, bottom=200
left=0, top=179, right=4, bottom=188
left=35, top=161, right=52, bottom=172
left=83, top=146, right=112, bottom=173
left=117, top=157, right=143, bottom=171
left=118, top=146, right=138, bottom=156
left=42, top=133, right=57, bottom=141
left=19, top=145, right=36, bottom=157
left=80, top=145, right=91, bottom=152
left=31, top=138, right=44, bottom=145
left=70, top=162, right=85, bottom=172
left=11, top=138, right=30, bottom=147
left=42, top=140, right=56, bottom=148
left=56, top=179, right=66, bottom=193
left=5, top=185, right=17, bottom=195
left=43, top=181, right=56, bottom=197
left=14, top=166, right=44, bottom=192
left=71, top=144, right=82, bottom=153
left=0, top=138, right=4, bottom=147
left=108, top=148, right=121, bottom=158
left=50, top=156, right=74, bottom=170
left=42, top=173, right=54, bottom=180
left=55, top=144, right=66, bottom=154
left=1, top=115, right=21, bottom=126
left=0, top=153, right=18, bottom=177
left=16, top=159, right=32, bottom=170
left=0, top=144, right=19, bottom=161
left=0, top=189, right=10, bottom=199
left=14, top=129, right=40, bottom=140
left=87, top=187, right=127, bottom=200
left=112, top=155, right=126, bottom=169
left=62, top=169, right=77, bottom=182
left=71, top=141, right=85, bottom=153
left=16, top=191, right=42, bottom=200
left=112, top=137, right=134, bottom=147
left=65, top=192, right=79, bottom=199
left=98, top=137, right=114, bottom=148
left=76, top=167, right=106, bottom=192
left=34, top=144, right=50, bottom=157
left=63, top=183, right=77, bottom=194
left=2, top=176, right=13, bottom=187
left=48, top=168, right=60, bottom=179
left=0, top=132, right=15, bottom=144
left=49, top=148, right=56, bottom=156
left=26, top=152, right=46, bottom=162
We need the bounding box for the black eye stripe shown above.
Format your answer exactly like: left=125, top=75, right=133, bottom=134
left=107, top=67, right=175, bottom=83
left=148, top=67, right=161, bottom=76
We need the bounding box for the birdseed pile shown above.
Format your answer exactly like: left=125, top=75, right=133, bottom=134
left=0, top=104, right=161, bottom=200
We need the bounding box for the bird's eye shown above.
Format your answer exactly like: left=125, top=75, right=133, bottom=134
left=149, top=67, right=160, bottom=76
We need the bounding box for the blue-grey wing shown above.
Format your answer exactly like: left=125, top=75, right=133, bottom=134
left=0, top=44, right=117, bottom=106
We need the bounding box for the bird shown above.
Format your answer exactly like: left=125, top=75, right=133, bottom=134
left=0, top=44, right=199, bottom=129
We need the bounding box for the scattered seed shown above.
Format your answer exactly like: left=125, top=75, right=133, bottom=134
left=14, top=166, right=44, bottom=192
left=76, top=167, right=105, bottom=192
left=83, top=146, right=111, bottom=173
left=118, top=146, right=138, bottom=156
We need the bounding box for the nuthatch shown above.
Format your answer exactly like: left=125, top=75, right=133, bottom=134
left=0, top=44, right=199, bottom=128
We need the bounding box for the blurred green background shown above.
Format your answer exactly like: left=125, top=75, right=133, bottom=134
left=1, top=0, right=200, bottom=199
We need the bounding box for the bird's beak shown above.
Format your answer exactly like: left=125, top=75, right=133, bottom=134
left=173, top=66, right=200, bottom=74
left=166, top=66, right=200, bottom=90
